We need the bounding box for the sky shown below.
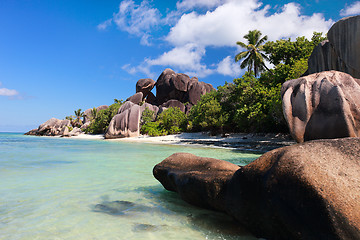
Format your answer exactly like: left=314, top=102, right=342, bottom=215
left=0, top=0, right=359, bottom=132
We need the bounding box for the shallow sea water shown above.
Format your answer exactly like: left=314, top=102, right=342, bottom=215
left=0, top=133, right=261, bottom=240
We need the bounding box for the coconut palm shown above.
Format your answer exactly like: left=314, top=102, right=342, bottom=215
left=235, top=30, right=270, bottom=77
left=74, top=109, right=83, bottom=127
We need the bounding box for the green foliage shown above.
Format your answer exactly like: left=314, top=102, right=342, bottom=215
left=140, top=107, right=156, bottom=126
left=85, top=103, right=122, bottom=134
left=188, top=90, right=226, bottom=133
left=140, top=107, right=187, bottom=136
left=235, top=30, right=270, bottom=77
left=263, top=32, right=326, bottom=66
left=218, top=72, right=286, bottom=132
left=67, top=126, right=73, bottom=132
left=73, top=109, right=83, bottom=127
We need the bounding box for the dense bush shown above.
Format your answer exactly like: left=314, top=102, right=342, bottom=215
left=140, top=107, right=187, bottom=136
left=188, top=90, right=226, bottom=134
left=85, top=102, right=122, bottom=134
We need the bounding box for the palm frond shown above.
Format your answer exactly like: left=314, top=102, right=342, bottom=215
left=236, top=41, right=248, bottom=49
left=235, top=51, right=249, bottom=62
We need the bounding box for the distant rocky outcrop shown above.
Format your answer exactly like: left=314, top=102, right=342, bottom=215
left=25, top=118, right=71, bottom=136
left=306, top=15, right=360, bottom=78
left=154, top=137, right=360, bottom=239
left=26, top=69, right=213, bottom=138
left=83, top=105, right=109, bottom=123
left=105, top=69, right=214, bottom=139
left=281, top=71, right=360, bottom=143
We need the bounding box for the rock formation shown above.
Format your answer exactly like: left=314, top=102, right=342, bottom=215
left=306, top=15, right=360, bottom=78
left=105, top=102, right=159, bottom=139
left=153, top=152, right=240, bottom=211
left=160, top=99, right=186, bottom=113
left=281, top=71, right=360, bottom=142
left=25, top=118, right=71, bottom=136
left=136, top=78, right=156, bottom=100
left=154, top=137, right=360, bottom=239
left=26, top=69, right=213, bottom=138
left=155, top=69, right=214, bottom=106
left=126, top=92, right=143, bottom=105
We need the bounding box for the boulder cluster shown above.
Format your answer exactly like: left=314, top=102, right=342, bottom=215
left=154, top=138, right=360, bottom=239
left=104, top=68, right=214, bottom=139
left=154, top=15, right=360, bottom=240
left=25, top=69, right=214, bottom=138
left=282, top=15, right=360, bottom=143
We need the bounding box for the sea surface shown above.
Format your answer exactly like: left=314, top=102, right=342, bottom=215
left=0, top=133, right=261, bottom=240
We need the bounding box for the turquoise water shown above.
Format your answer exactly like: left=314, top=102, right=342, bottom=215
left=0, top=133, right=261, bottom=240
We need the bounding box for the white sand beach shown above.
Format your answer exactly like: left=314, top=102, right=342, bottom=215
left=73, top=132, right=295, bottom=152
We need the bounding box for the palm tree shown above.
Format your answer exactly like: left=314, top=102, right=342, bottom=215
left=74, top=109, right=83, bottom=127
left=235, top=30, right=270, bottom=77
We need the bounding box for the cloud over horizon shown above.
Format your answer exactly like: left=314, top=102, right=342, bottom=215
left=101, top=0, right=334, bottom=78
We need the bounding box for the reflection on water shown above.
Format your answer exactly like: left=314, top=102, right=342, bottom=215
left=0, top=133, right=260, bottom=240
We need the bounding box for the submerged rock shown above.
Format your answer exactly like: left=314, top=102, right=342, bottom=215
left=281, top=71, right=360, bottom=142
left=154, top=138, right=360, bottom=239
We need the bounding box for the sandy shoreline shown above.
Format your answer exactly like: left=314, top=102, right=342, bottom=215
left=70, top=132, right=295, bottom=153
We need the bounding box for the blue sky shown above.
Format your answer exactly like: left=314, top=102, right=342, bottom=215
left=0, top=0, right=359, bottom=132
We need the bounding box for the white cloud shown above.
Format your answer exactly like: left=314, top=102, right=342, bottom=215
left=166, top=1, right=332, bottom=47
left=340, top=1, right=360, bottom=16
left=113, top=0, right=333, bottom=78
left=216, top=56, right=242, bottom=76
left=0, top=86, right=19, bottom=97
left=97, top=19, right=113, bottom=30
left=99, top=0, right=161, bottom=45
left=176, top=0, right=223, bottom=10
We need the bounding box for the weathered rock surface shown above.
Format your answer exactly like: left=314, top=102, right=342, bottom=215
left=105, top=101, right=159, bottom=139
left=153, top=152, right=240, bottom=211
left=226, top=137, right=360, bottom=240
left=306, top=15, right=360, bottom=78
left=145, top=91, right=157, bottom=105
left=281, top=71, right=360, bottom=143
left=160, top=100, right=186, bottom=113
left=105, top=104, right=142, bottom=139
left=83, top=105, right=109, bottom=123
left=136, top=78, right=156, bottom=99
left=25, top=118, right=71, bottom=136
left=187, top=79, right=215, bottom=105
left=155, top=68, right=214, bottom=105
left=154, top=138, right=360, bottom=239
left=126, top=92, right=143, bottom=105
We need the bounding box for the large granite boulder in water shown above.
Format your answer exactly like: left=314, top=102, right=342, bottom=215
left=154, top=138, right=360, bottom=239
left=153, top=152, right=240, bottom=211
left=281, top=71, right=360, bottom=143
left=226, top=137, right=360, bottom=239
left=25, top=118, right=71, bottom=136
left=105, top=101, right=159, bottom=139
left=306, top=15, right=360, bottom=78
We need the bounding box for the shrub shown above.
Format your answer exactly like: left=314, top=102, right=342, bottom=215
left=85, top=102, right=122, bottom=134
left=140, top=107, right=187, bottom=136
left=188, top=90, right=226, bottom=133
